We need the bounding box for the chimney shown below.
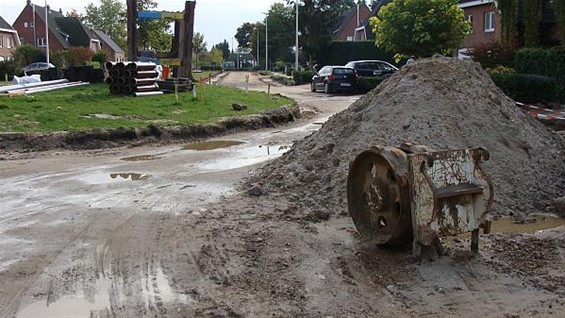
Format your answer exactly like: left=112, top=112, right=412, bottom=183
left=27, top=0, right=31, bottom=5
left=59, top=8, right=62, bottom=14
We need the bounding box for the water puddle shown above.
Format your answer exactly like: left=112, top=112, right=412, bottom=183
left=197, top=144, right=291, bottom=171
left=183, top=140, right=244, bottom=151
left=141, top=265, right=191, bottom=309
left=17, top=277, right=111, bottom=318
left=490, top=215, right=565, bottom=234
left=80, top=172, right=150, bottom=184
left=121, top=154, right=162, bottom=161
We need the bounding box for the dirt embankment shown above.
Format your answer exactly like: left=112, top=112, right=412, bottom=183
left=254, top=56, right=565, bottom=218
left=0, top=105, right=300, bottom=156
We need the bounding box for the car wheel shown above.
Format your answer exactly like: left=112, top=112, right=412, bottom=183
left=324, top=82, right=331, bottom=94
left=310, top=81, right=316, bottom=92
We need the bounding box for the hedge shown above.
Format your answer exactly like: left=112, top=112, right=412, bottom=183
left=490, top=73, right=557, bottom=103
left=319, top=41, right=397, bottom=67
left=514, top=47, right=565, bottom=101
left=293, top=70, right=315, bottom=85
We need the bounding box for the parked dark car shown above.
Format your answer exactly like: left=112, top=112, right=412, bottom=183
left=344, top=60, right=398, bottom=77
left=311, top=66, right=358, bottom=94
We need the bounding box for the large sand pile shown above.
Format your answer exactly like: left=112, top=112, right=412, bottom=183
left=257, top=56, right=564, bottom=217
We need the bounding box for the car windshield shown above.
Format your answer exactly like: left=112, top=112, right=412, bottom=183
left=333, top=68, right=354, bottom=75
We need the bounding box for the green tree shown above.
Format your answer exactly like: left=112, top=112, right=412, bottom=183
left=370, top=0, right=470, bottom=60
left=12, top=45, right=45, bottom=67
left=288, top=0, right=355, bottom=66
left=83, top=0, right=126, bottom=50
left=258, top=3, right=294, bottom=66
left=137, top=0, right=173, bottom=53
left=235, top=22, right=256, bottom=48
left=193, top=32, right=207, bottom=54
left=212, top=40, right=231, bottom=61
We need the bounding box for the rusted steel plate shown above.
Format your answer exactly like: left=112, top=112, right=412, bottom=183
left=347, top=146, right=412, bottom=245
left=407, top=148, right=493, bottom=247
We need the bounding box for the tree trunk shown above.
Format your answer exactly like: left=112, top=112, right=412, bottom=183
left=179, top=1, right=196, bottom=80
left=126, top=0, right=138, bottom=61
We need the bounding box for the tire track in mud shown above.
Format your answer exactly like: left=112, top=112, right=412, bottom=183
left=0, top=211, right=104, bottom=318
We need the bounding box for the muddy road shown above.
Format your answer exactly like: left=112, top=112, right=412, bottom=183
left=1, top=72, right=564, bottom=317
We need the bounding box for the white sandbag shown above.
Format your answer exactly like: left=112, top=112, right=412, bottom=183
left=12, top=74, right=42, bottom=85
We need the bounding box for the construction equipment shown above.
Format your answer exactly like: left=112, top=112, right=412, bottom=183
left=347, top=143, right=493, bottom=257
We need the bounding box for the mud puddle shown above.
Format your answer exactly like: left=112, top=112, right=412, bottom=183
left=16, top=278, right=111, bottom=318
left=80, top=172, right=150, bottom=184
left=490, top=215, right=565, bottom=234
left=183, top=140, right=244, bottom=151
left=197, top=144, right=291, bottom=171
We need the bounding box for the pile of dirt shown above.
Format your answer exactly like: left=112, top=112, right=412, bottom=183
left=256, top=56, right=564, bottom=218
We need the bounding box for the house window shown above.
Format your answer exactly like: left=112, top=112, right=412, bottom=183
left=7, top=37, right=12, bottom=48
left=24, top=22, right=29, bottom=28
left=37, top=37, right=47, bottom=47
left=0, top=37, right=3, bottom=48
left=467, top=14, right=474, bottom=33
left=484, top=11, right=495, bottom=32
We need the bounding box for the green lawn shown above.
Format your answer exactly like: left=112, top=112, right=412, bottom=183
left=0, top=83, right=294, bottom=133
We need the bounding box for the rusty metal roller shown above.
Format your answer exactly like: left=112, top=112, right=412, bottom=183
left=347, top=146, right=413, bottom=245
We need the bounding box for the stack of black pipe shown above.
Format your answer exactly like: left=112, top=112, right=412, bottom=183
left=105, top=61, right=161, bottom=96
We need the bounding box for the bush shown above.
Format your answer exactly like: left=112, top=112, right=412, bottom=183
left=486, top=65, right=515, bottom=75
left=490, top=73, right=557, bottom=103
left=358, top=77, right=384, bottom=93
left=66, top=47, right=94, bottom=66
left=471, top=42, right=516, bottom=69
left=514, top=46, right=565, bottom=102
left=92, top=51, right=108, bottom=64
left=0, top=60, right=19, bottom=80
left=11, top=45, right=45, bottom=67
left=200, top=65, right=222, bottom=71
left=50, top=51, right=68, bottom=69
left=271, top=74, right=295, bottom=86
left=292, top=70, right=315, bottom=85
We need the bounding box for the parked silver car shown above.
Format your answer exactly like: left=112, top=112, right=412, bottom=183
left=23, top=62, right=56, bottom=75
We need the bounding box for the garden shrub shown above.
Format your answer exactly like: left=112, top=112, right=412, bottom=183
left=0, top=60, right=19, bottom=80
left=490, top=73, right=557, bottom=103
left=292, top=70, right=315, bottom=85
left=66, top=47, right=94, bottom=66
left=515, top=46, right=565, bottom=101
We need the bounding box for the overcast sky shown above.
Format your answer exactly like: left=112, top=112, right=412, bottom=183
left=0, top=0, right=282, bottom=50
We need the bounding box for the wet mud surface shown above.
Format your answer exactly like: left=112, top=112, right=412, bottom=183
left=1, top=71, right=564, bottom=317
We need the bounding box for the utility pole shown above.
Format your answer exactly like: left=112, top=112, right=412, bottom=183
left=126, top=0, right=137, bottom=60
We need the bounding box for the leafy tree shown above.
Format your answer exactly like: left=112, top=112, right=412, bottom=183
left=193, top=32, right=207, bottom=54
left=288, top=0, right=355, bottom=66
left=83, top=0, right=127, bottom=50
left=137, top=0, right=173, bottom=53
left=235, top=22, right=256, bottom=48
left=198, top=47, right=224, bottom=66
left=370, top=0, right=470, bottom=60
left=255, top=3, right=294, bottom=66
left=12, top=45, right=45, bottom=67
left=213, top=40, right=231, bottom=61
